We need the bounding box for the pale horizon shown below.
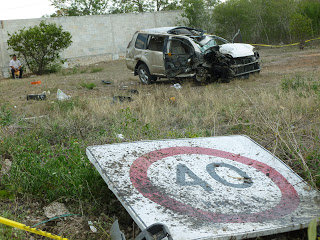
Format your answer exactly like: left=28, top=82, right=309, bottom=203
left=0, top=0, right=227, bottom=21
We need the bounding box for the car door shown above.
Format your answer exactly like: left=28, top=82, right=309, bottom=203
left=145, top=35, right=166, bottom=75
left=163, top=36, right=195, bottom=78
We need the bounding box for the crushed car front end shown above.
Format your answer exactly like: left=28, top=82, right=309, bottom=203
left=191, top=36, right=261, bottom=82
left=215, top=43, right=261, bottom=77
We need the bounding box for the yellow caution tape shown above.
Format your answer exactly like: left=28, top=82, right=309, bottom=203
left=251, top=37, right=320, bottom=47
left=0, top=216, right=68, bottom=240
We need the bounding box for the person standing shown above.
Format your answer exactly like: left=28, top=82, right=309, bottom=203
left=9, top=54, right=23, bottom=79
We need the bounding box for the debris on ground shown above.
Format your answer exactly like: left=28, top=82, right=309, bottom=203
left=88, top=221, right=98, bottom=233
left=57, top=89, right=71, bottom=101
left=116, top=134, right=125, bottom=140
left=23, top=115, right=48, bottom=121
left=31, top=81, right=41, bottom=85
left=27, top=92, right=46, bottom=100
left=44, top=202, right=70, bottom=219
left=110, top=220, right=126, bottom=240
left=101, top=80, right=112, bottom=84
left=169, top=97, right=176, bottom=104
left=0, top=159, right=12, bottom=179
left=172, top=83, right=182, bottom=89
left=112, top=96, right=132, bottom=103
left=128, top=89, right=139, bottom=95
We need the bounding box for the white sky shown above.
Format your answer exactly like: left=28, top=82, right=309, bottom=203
left=0, top=0, right=227, bottom=21
left=0, top=0, right=56, bottom=20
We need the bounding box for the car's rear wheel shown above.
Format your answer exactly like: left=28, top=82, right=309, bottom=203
left=138, top=64, right=155, bottom=84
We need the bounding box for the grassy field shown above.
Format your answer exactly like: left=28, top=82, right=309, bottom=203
left=0, top=45, right=319, bottom=239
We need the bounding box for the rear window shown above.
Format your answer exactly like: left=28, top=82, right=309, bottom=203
left=147, top=35, right=165, bottom=51
left=135, top=33, right=148, bottom=49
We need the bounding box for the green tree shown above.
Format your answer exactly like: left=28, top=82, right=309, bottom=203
left=110, top=0, right=181, bottom=13
left=290, top=13, right=313, bottom=41
left=110, top=0, right=152, bottom=13
left=212, top=0, right=298, bottom=44
left=155, top=0, right=182, bottom=11
left=298, top=0, right=320, bottom=37
left=181, top=0, right=217, bottom=33
left=50, top=0, right=109, bottom=16
left=7, top=21, right=72, bottom=75
left=212, top=0, right=252, bottom=41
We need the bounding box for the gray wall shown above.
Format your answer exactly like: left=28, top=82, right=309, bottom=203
left=0, top=11, right=182, bottom=78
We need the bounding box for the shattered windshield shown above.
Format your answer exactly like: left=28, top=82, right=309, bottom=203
left=200, top=39, right=217, bottom=53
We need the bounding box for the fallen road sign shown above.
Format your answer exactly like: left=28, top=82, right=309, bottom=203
left=86, top=136, right=320, bottom=240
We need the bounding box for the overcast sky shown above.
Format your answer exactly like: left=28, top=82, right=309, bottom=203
left=0, top=0, right=56, bottom=20
left=0, top=0, right=227, bottom=20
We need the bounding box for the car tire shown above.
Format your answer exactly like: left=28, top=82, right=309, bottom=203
left=138, top=64, right=155, bottom=84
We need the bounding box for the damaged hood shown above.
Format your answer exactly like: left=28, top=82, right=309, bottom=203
left=219, top=43, right=254, bottom=58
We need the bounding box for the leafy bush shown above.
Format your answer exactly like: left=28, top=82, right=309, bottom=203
left=46, top=61, right=63, bottom=73
left=7, top=21, right=72, bottom=75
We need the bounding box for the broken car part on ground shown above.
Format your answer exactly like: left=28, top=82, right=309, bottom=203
left=126, top=27, right=261, bottom=84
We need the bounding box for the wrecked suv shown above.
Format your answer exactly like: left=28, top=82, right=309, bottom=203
left=126, top=27, right=260, bottom=84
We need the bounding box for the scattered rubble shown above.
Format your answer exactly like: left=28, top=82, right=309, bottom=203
left=112, top=96, right=132, bottom=103
left=31, top=81, right=41, bottom=85
left=172, top=83, right=182, bottom=89
left=128, top=89, right=139, bottom=95
left=88, top=221, right=97, bottom=233
left=116, top=134, right=125, bottom=140
left=101, top=80, right=112, bottom=84
left=169, top=97, right=176, bottom=104
left=57, top=89, right=71, bottom=101
left=27, top=92, right=46, bottom=100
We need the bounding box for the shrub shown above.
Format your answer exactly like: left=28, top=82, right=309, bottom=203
left=7, top=21, right=72, bottom=75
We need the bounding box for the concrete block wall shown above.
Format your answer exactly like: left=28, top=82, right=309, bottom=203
left=0, top=11, right=183, bottom=78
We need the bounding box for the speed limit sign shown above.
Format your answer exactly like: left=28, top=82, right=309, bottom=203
left=87, top=136, right=320, bottom=240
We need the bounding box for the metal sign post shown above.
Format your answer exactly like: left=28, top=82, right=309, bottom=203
left=87, top=136, right=320, bottom=240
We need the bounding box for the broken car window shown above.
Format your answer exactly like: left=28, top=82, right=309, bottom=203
left=147, top=35, right=165, bottom=51
left=135, top=33, right=148, bottom=49
left=169, top=39, right=193, bottom=55
left=200, top=39, right=217, bottom=53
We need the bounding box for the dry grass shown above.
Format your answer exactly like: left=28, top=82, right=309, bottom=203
left=0, top=46, right=319, bottom=239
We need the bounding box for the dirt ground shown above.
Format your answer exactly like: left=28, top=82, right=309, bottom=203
left=0, top=45, right=319, bottom=240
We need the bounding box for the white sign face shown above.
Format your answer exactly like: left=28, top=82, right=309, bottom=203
left=86, top=136, right=320, bottom=240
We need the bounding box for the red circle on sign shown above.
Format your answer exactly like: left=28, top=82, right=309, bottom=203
left=129, top=147, right=300, bottom=223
